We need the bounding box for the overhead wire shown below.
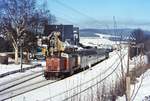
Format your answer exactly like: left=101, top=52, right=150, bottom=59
left=49, top=7, right=88, bottom=28
left=46, top=0, right=131, bottom=100
left=131, top=47, right=145, bottom=101
left=51, top=0, right=109, bottom=29
left=131, top=73, right=144, bottom=101
left=40, top=52, right=128, bottom=101
left=62, top=58, right=123, bottom=101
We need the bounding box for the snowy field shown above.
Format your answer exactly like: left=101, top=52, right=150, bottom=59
left=80, top=37, right=115, bottom=46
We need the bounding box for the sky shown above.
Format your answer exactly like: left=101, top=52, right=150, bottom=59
left=0, top=0, right=150, bottom=30
left=32, top=0, right=150, bottom=30
left=1, top=0, right=150, bottom=30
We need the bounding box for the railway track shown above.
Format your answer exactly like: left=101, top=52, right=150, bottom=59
left=0, top=64, right=42, bottom=78
left=0, top=75, right=45, bottom=95
left=0, top=70, right=43, bottom=93
left=0, top=77, right=62, bottom=101
left=0, top=51, right=121, bottom=101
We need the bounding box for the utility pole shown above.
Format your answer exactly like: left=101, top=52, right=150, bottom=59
left=19, top=34, right=25, bottom=72
left=113, top=16, right=128, bottom=100
left=113, top=16, right=117, bottom=43
left=20, top=43, right=23, bottom=72
left=126, top=42, right=131, bottom=101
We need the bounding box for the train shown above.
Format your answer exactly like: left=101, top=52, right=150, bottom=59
left=43, top=31, right=109, bottom=79
left=44, top=48, right=109, bottom=78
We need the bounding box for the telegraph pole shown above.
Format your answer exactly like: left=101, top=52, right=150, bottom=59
left=20, top=43, right=23, bottom=72
left=20, top=38, right=24, bottom=72
left=126, top=42, right=131, bottom=101
left=19, top=34, right=25, bottom=72
left=113, top=16, right=117, bottom=43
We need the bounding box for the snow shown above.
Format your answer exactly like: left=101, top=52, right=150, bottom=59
left=0, top=58, right=46, bottom=75
left=131, top=70, right=150, bottom=101
left=0, top=66, right=43, bottom=84
left=117, top=54, right=149, bottom=101
left=0, top=53, right=8, bottom=56
left=80, top=37, right=115, bottom=46
left=117, top=69, right=150, bottom=101
left=0, top=37, right=149, bottom=101
left=3, top=49, right=129, bottom=101
left=0, top=59, right=44, bottom=84
left=0, top=64, right=32, bottom=74
left=130, top=55, right=149, bottom=65
left=0, top=59, right=45, bottom=75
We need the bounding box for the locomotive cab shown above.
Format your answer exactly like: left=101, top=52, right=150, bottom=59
left=44, top=52, right=78, bottom=78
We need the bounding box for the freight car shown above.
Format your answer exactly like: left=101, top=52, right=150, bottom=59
left=44, top=48, right=109, bottom=78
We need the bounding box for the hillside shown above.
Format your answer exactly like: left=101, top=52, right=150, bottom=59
left=80, top=28, right=150, bottom=37
left=79, top=28, right=133, bottom=37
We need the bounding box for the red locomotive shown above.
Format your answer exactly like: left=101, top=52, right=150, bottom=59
left=44, top=31, right=109, bottom=79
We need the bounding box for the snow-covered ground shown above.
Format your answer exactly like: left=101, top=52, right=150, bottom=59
left=0, top=66, right=43, bottom=85
left=0, top=64, right=32, bottom=74
left=2, top=49, right=128, bottom=101
left=133, top=70, right=150, bottom=101
left=117, top=69, right=150, bottom=101
left=0, top=58, right=46, bottom=75
left=0, top=37, right=149, bottom=101
left=80, top=37, right=115, bottom=46
left=0, top=59, right=45, bottom=84
left=117, top=54, right=149, bottom=101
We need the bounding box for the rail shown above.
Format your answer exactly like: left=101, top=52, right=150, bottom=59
left=41, top=52, right=127, bottom=101
left=0, top=64, right=41, bottom=78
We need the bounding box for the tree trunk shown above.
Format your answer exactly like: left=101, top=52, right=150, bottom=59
left=27, top=51, right=30, bottom=63
left=15, top=47, right=19, bottom=64
left=24, top=49, right=30, bottom=64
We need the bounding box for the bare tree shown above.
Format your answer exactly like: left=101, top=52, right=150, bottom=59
left=0, top=0, right=35, bottom=64
left=130, top=29, right=144, bottom=44
left=0, top=0, right=56, bottom=64
left=129, top=29, right=145, bottom=59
